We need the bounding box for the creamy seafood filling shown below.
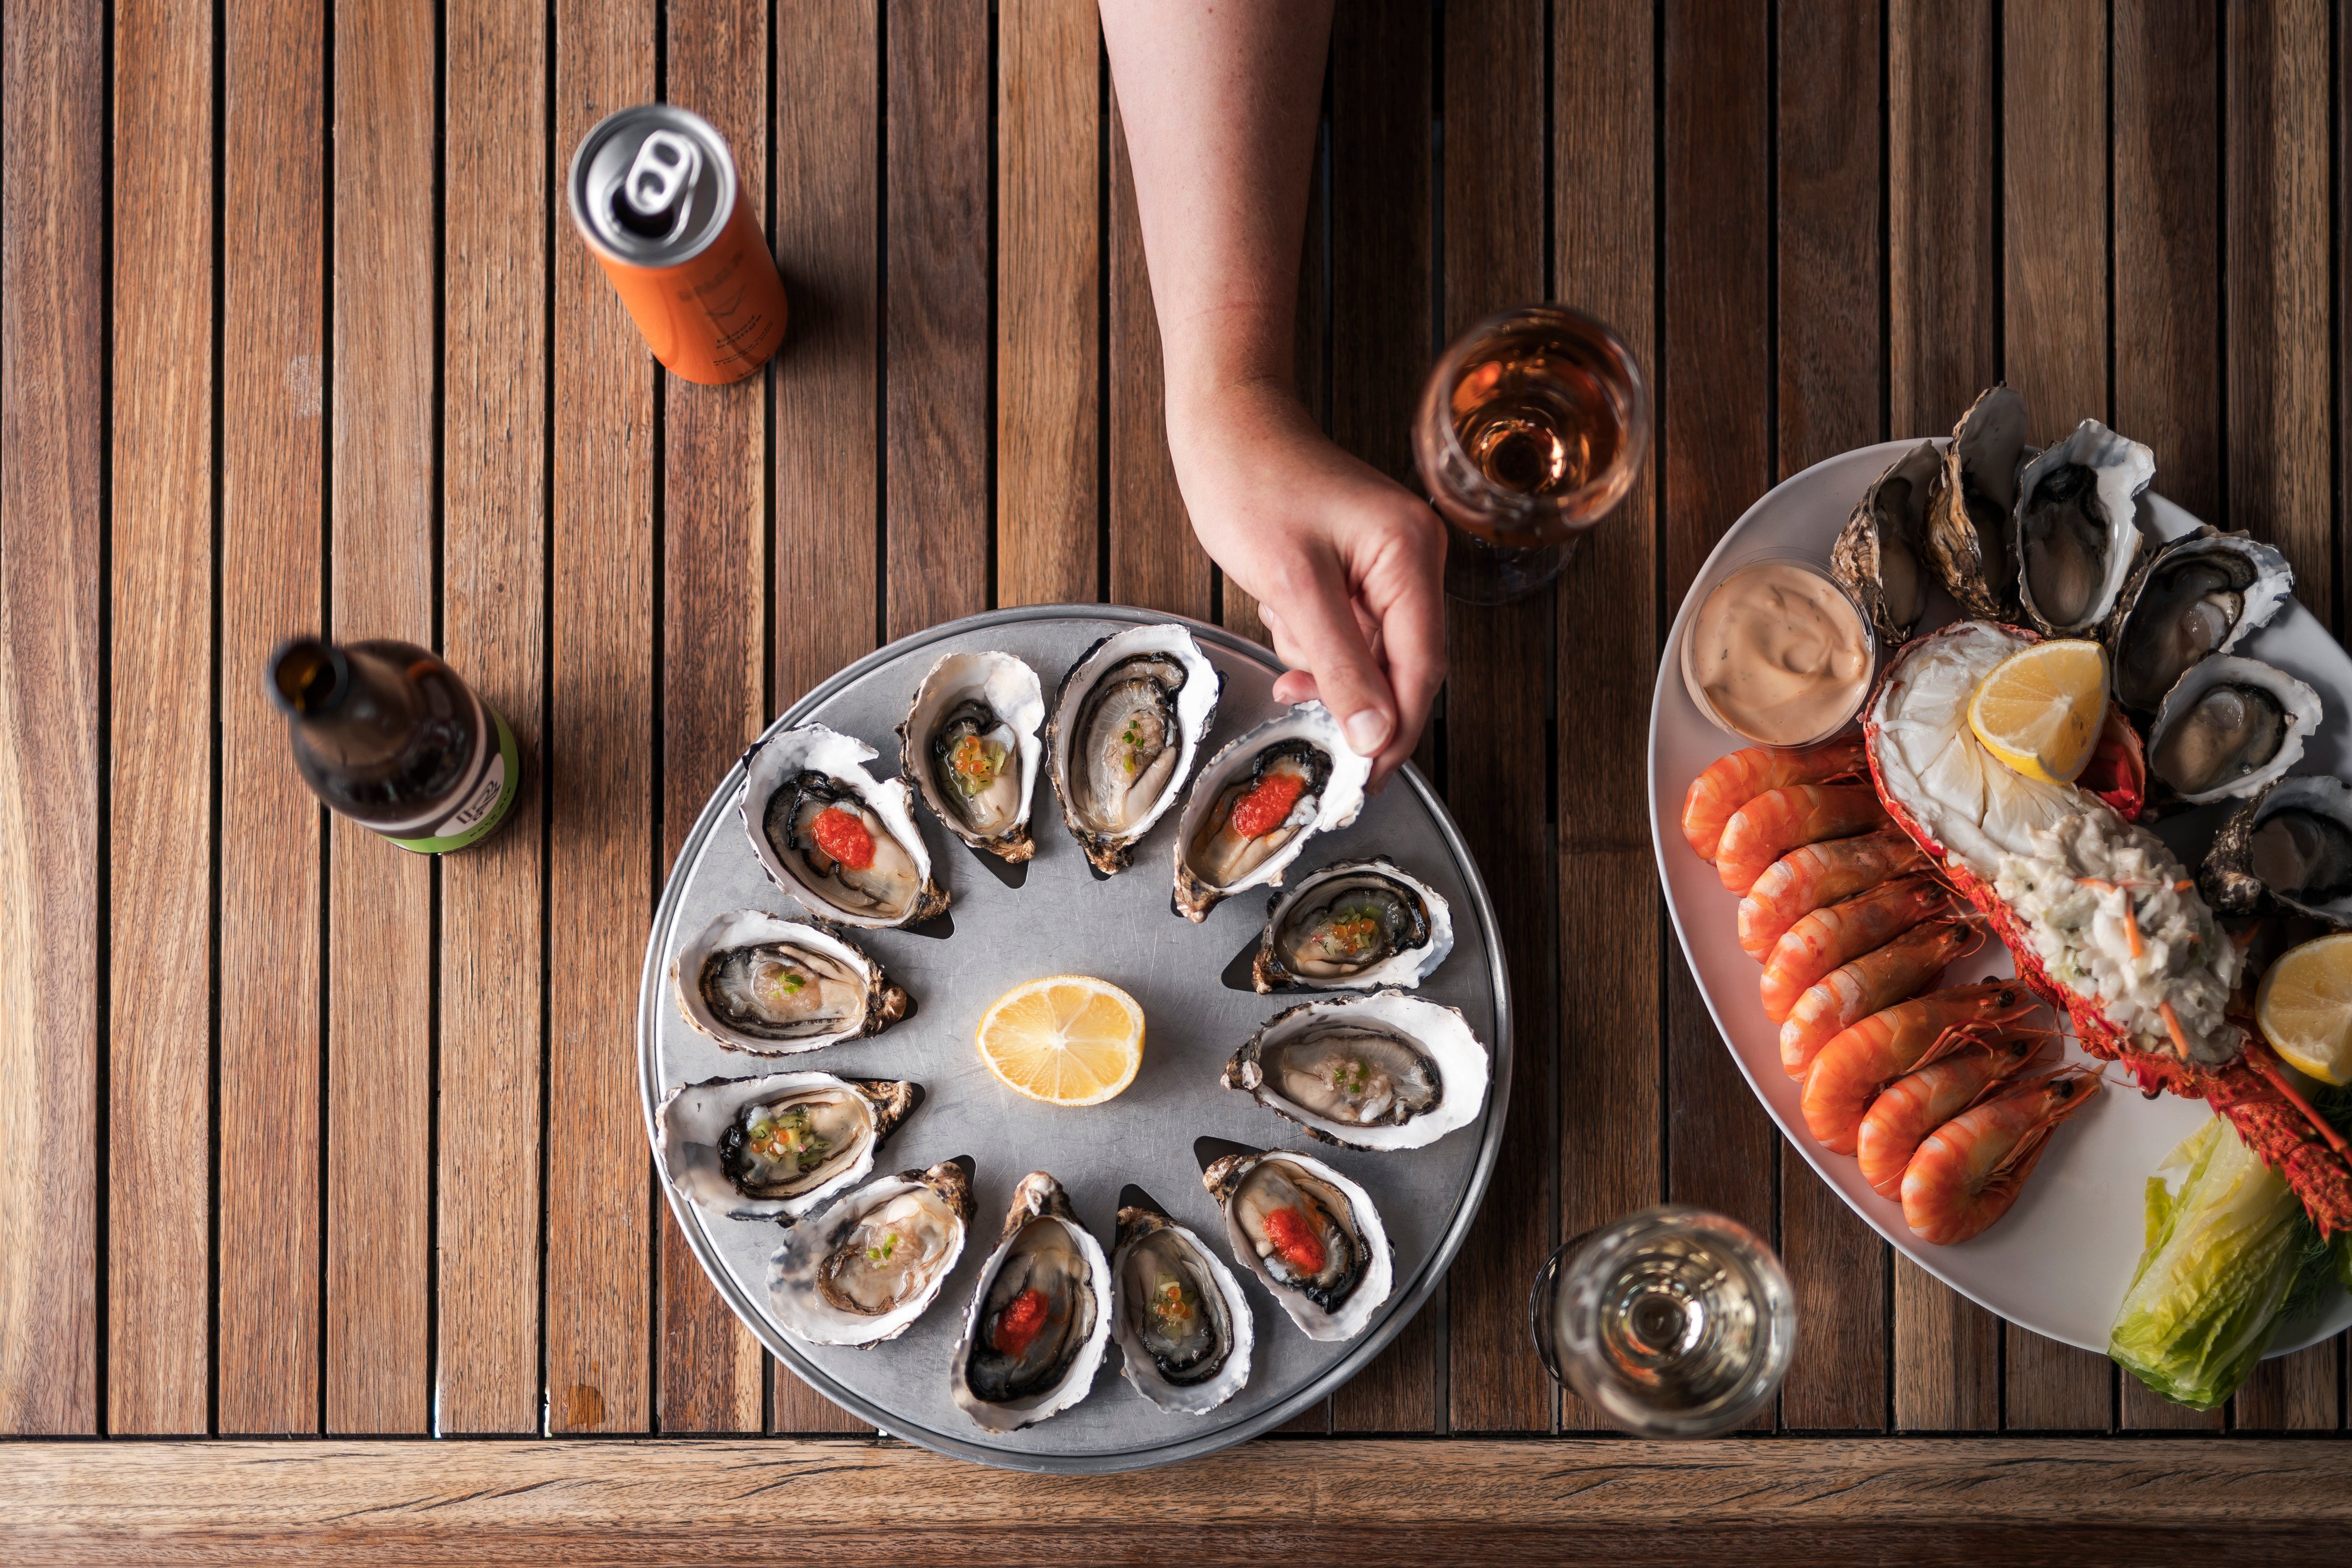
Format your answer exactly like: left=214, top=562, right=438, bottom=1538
left=1991, top=811, right=2239, bottom=1064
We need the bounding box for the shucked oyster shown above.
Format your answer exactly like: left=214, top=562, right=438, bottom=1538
left=672, top=908, right=907, bottom=1054
left=656, top=1071, right=920, bottom=1222
left=1111, top=1195, right=1252, bottom=1416
left=2103, top=527, right=2293, bottom=715
left=1047, top=624, right=1224, bottom=874
left=1172, top=703, right=1372, bottom=922
left=2013, top=419, right=2153, bottom=635
left=1252, top=856, right=1454, bottom=992
left=1925, top=385, right=2030, bottom=620
left=949, top=1172, right=1114, bottom=1432
left=2201, top=775, right=2352, bottom=926
left=899, top=650, right=1045, bottom=863
left=740, top=723, right=948, bottom=929
left=1831, top=440, right=1940, bottom=646
left=2146, top=654, right=2321, bottom=805
left=1204, top=1147, right=1392, bottom=1342
left=1223, top=990, right=1489, bottom=1151
left=766, top=1159, right=975, bottom=1347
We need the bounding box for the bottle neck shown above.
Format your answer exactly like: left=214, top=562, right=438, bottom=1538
left=272, top=639, right=432, bottom=772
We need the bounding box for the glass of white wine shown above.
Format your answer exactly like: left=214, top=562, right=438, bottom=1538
left=1527, top=1205, right=1797, bottom=1437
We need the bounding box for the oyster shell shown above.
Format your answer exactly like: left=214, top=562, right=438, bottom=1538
left=2103, top=527, right=2294, bottom=715
left=1202, top=1147, right=1393, bottom=1342
left=1171, top=703, right=1373, bottom=922
left=2146, top=654, right=2321, bottom=805
left=1252, top=857, right=1455, bottom=993
left=949, top=1172, right=1114, bottom=1432
left=1223, top=991, right=1489, bottom=1152
left=739, top=723, right=948, bottom=929
left=1925, top=385, right=2030, bottom=619
left=2013, top=419, right=2154, bottom=635
left=1047, top=624, right=1224, bottom=874
left=1831, top=440, right=1940, bottom=646
left=1111, top=1197, right=1253, bottom=1415
left=898, top=650, right=1046, bottom=863
left=765, top=1159, right=975, bottom=1347
left=656, top=1071, right=920, bottom=1222
left=671, top=908, right=908, bottom=1054
left=2201, top=775, right=2352, bottom=925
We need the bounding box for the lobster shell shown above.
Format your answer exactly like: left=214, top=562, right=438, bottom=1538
left=1863, top=623, right=2352, bottom=1237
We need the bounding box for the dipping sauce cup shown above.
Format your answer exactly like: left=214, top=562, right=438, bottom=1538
left=1680, top=551, right=1876, bottom=749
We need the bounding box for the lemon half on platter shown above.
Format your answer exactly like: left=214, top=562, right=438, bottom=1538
left=975, top=974, right=1147, bottom=1107
left=1967, top=638, right=2110, bottom=785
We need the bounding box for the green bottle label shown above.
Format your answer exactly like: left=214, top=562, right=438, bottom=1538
left=386, top=706, right=521, bottom=854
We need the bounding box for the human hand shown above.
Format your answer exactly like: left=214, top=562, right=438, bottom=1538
left=1168, top=376, right=1446, bottom=787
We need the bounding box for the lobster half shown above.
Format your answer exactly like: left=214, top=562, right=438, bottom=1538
left=1865, top=621, right=2352, bottom=1236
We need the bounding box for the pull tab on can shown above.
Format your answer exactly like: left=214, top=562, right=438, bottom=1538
left=616, top=129, right=701, bottom=239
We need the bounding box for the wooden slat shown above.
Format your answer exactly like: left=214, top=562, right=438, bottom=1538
left=1661, top=0, right=1774, bottom=1435
left=14, top=1438, right=2352, bottom=1564
left=2239, top=1342, right=2340, bottom=1433
left=547, top=0, right=654, bottom=1435
left=0, top=0, right=104, bottom=1437
left=655, top=0, right=769, bottom=1436
left=326, top=0, right=437, bottom=1435
left=1108, top=89, right=1212, bottom=621
left=1552, top=0, right=1657, bottom=1433
left=1998, top=0, right=2113, bottom=1435
left=997, top=0, right=1099, bottom=608
left=437, top=0, right=547, bottom=1435
left=217, top=0, right=325, bottom=1437
left=1443, top=0, right=1553, bottom=1436
left=772, top=0, right=881, bottom=710
left=886, top=0, right=991, bottom=636
left=1885, top=0, right=2000, bottom=1432
left=1773, top=0, right=1887, bottom=1433
left=769, top=0, right=881, bottom=1435
left=1325, top=0, right=1435, bottom=1437
left=108, top=0, right=215, bottom=1436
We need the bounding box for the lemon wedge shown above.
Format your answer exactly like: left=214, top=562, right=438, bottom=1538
left=2256, top=933, right=2352, bottom=1086
left=1967, top=639, right=2110, bottom=784
left=975, top=975, right=1145, bottom=1106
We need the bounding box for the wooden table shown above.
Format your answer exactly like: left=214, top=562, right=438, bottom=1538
left=6, top=0, right=2347, bottom=1559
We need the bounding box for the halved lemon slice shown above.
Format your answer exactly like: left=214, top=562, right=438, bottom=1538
left=1967, top=639, right=2109, bottom=784
left=975, top=975, right=1145, bottom=1106
left=2257, top=932, right=2352, bottom=1086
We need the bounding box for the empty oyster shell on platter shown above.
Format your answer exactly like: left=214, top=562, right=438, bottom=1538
left=898, top=650, right=1046, bottom=864
left=2146, top=653, right=2322, bottom=805
left=1251, top=856, right=1455, bottom=993
left=950, top=1171, right=1115, bottom=1432
left=1172, top=703, right=1372, bottom=922
left=1830, top=439, right=1940, bottom=647
left=1046, top=623, right=1224, bottom=874
left=766, top=1159, right=975, bottom=1348
left=656, top=1071, right=921, bottom=1223
left=1111, top=1192, right=1254, bottom=1416
left=1202, top=1146, right=1392, bottom=1342
left=672, top=908, right=908, bottom=1053
left=1223, top=990, right=1489, bottom=1152
left=739, top=723, right=948, bottom=930
left=2103, top=526, right=2293, bottom=716
left=2013, top=418, right=2154, bottom=636
left=2200, top=775, right=2352, bottom=926
left=1925, top=384, right=2030, bottom=620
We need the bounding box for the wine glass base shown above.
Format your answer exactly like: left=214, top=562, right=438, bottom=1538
left=1442, top=527, right=1581, bottom=605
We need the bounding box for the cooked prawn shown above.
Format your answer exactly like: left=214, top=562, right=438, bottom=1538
left=1900, top=1065, right=2103, bottom=1245
left=1797, top=979, right=2037, bottom=1141
left=1681, top=735, right=1867, bottom=861
left=1715, top=785, right=1890, bottom=895
left=1855, top=1031, right=2047, bottom=1196
left=1777, top=921, right=1986, bottom=1076
left=1738, top=828, right=1930, bottom=957
left=1758, top=875, right=1956, bottom=1023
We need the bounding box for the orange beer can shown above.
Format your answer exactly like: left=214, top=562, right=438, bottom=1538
left=567, top=104, right=788, bottom=385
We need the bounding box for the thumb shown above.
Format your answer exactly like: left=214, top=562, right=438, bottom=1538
left=1274, top=568, right=1397, bottom=760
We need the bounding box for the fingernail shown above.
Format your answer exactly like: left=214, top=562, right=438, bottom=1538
left=1345, top=709, right=1393, bottom=757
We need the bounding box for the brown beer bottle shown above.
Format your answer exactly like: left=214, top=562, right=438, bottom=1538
left=268, top=637, right=523, bottom=853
